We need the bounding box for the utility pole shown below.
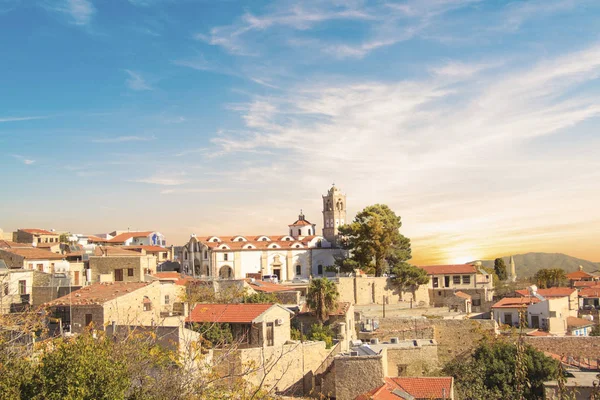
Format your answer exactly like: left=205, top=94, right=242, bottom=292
left=382, top=295, right=386, bottom=318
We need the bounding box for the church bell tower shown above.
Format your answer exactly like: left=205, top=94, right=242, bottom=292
left=322, top=184, right=347, bottom=247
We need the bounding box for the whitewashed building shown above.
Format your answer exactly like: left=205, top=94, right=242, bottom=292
left=181, top=186, right=347, bottom=281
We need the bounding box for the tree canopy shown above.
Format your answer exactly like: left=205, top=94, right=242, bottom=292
left=494, top=258, right=508, bottom=281
left=443, top=338, right=558, bottom=400
left=338, top=204, right=412, bottom=277
left=533, top=268, right=567, bottom=288
left=306, top=278, right=339, bottom=323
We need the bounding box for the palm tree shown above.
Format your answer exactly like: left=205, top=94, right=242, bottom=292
left=306, top=278, right=339, bottom=322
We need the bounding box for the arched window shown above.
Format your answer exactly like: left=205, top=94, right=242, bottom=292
left=262, top=237, right=268, bottom=241
left=237, top=238, right=243, bottom=242
left=297, top=229, right=301, bottom=236
left=203, top=250, right=207, bottom=259
left=308, top=229, right=312, bottom=235
left=143, top=296, right=152, bottom=311
left=223, top=253, right=228, bottom=261
left=318, top=265, right=323, bottom=275
left=296, top=265, right=301, bottom=275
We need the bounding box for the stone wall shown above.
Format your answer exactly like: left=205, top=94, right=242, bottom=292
left=337, top=276, right=429, bottom=306
left=273, top=290, right=301, bottom=304
left=359, top=318, right=496, bottom=365
left=385, top=343, right=439, bottom=376
left=89, top=255, right=156, bottom=283
left=524, top=337, right=600, bottom=359
left=333, top=355, right=385, bottom=400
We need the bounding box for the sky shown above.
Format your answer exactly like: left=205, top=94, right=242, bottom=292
left=1, top=0, right=600, bottom=265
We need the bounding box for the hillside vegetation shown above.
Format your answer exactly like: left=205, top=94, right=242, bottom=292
left=477, top=253, right=600, bottom=278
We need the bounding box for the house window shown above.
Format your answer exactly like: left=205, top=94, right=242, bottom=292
left=549, top=311, right=557, bottom=318
left=165, top=295, right=170, bottom=305
left=224, top=254, right=229, bottom=261
left=297, top=229, right=301, bottom=236
left=162, top=252, right=168, bottom=258
left=115, top=269, right=124, bottom=282
left=462, top=275, right=471, bottom=284
left=184, top=252, right=188, bottom=260
left=262, top=238, right=268, bottom=241
left=308, top=229, right=312, bottom=235
left=74, top=271, right=80, bottom=286
left=37, top=238, right=41, bottom=243
left=18, top=280, right=26, bottom=295
left=472, top=299, right=481, bottom=307
left=504, top=313, right=513, bottom=326
left=453, top=276, right=461, bottom=285
left=2, top=283, right=8, bottom=295
left=266, top=322, right=274, bottom=346
left=37, top=264, right=44, bottom=271
left=432, top=277, right=439, bottom=288
left=127, top=268, right=134, bottom=277
left=296, top=265, right=301, bottom=275
left=28, top=263, right=33, bottom=269
left=318, top=265, right=323, bottom=275
left=85, top=314, right=93, bottom=326
left=143, top=297, right=152, bottom=311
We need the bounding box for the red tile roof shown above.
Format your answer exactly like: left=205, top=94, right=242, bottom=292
left=454, top=291, right=471, bottom=300
left=515, top=288, right=576, bottom=298
left=0, top=248, right=65, bottom=260
left=36, top=242, right=61, bottom=248
left=20, top=228, right=56, bottom=235
left=491, top=297, right=540, bottom=308
left=186, top=303, right=275, bottom=323
left=107, top=231, right=154, bottom=243
left=289, top=219, right=313, bottom=226
left=574, top=281, right=600, bottom=288
left=566, top=270, right=594, bottom=280
left=123, top=245, right=168, bottom=252
left=356, top=377, right=453, bottom=400
left=45, top=282, right=151, bottom=306
left=0, top=240, right=33, bottom=249
left=152, top=272, right=182, bottom=279
left=579, top=287, right=600, bottom=298
left=419, top=264, right=477, bottom=275
left=567, top=316, right=594, bottom=329
left=248, top=280, right=294, bottom=293
left=527, top=330, right=552, bottom=337
left=87, top=235, right=108, bottom=242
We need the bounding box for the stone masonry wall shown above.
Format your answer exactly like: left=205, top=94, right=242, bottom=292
left=334, top=355, right=385, bottom=400
left=337, top=276, right=429, bottom=306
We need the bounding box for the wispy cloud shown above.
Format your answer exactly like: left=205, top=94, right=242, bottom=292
left=12, top=154, right=35, bottom=165
left=132, top=173, right=187, bottom=186
left=124, top=69, right=153, bottom=91
left=91, top=135, right=155, bottom=143
left=0, top=116, right=47, bottom=123
left=46, top=0, right=96, bottom=26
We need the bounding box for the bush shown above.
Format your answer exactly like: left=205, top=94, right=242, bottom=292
left=308, top=323, right=335, bottom=348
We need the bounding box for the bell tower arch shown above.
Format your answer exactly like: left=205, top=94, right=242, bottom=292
left=322, top=184, right=346, bottom=247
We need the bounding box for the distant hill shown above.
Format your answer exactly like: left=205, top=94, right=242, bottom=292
left=476, top=253, right=600, bottom=278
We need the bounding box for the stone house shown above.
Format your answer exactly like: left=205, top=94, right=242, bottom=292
left=0, top=248, right=66, bottom=273
left=420, top=264, right=494, bottom=311
left=356, top=377, right=454, bottom=400
left=45, top=281, right=162, bottom=333
left=567, top=317, right=595, bottom=336
left=445, top=291, right=472, bottom=313
left=13, top=228, right=60, bottom=245
left=123, top=245, right=174, bottom=263
left=365, top=339, right=439, bottom=377
left=515, top=287, right=578, bottom=317
left=106, top=231, right=166, bottom=247
left=492, top=295, right=572, bottom=335
left=185, top=303, right=293, bottom=348
left=296, top=301, right=357, bottom=349
left=566, top=267, right=600, bottom=287
left=577, top=286, right=600, bottom=308
left=88, top=251, right=157, bottom=283
left=0, top=261, right=33, bottom=313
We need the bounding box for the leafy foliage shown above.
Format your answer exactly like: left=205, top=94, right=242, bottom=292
left=533, top=268, right=567, bottom=288
left=590, top=325, right=600, bottom=337
left=443, top=338, right=559, bottom=400
left=338, top=204, right=412, bottom=277
left=307, top=323, right=334, bottom=349
left=242, top=292, right=279, bottom=304
left=390, top=263, right=429, bottom=289
left=306, top=278, right=339, bottom=323
left=191, top=322, right=234, bottom=348
left=494, top=258, right=508, bottom=281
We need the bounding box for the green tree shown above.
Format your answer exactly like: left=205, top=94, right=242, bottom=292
left=339, top=204, right=412, bottom=277
left=390, top=263, right=429, bottom=292
left=306, top=278, right=339, bottom=323
left=59, top=233, right=70, bottom=243
left=590, top=325, right=600, bottom=337
left=308, top=323, right=334, bottom=349
left=443, top=338, right=558, bottom=399
left=191, top=322, right=234, bottom=348
left=242, top=292, right=279, bottom=304
left=494, top=258, right=508, bottom=281
left=534, top=268, right=567, bottom=288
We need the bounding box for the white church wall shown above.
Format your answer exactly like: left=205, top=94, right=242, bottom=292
left=239, top=251, right=262, bottom=278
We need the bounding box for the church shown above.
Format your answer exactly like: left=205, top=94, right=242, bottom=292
left=180, top=185, right=347, bottom=281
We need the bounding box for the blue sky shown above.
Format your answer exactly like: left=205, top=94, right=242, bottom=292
left=2, top=0, right=600, bottom=264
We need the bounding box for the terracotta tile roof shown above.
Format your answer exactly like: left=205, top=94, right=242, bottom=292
left=45, top=282, right=151, bottom=306
left=454, top=291, right=471, bottom=299
left=152, top=272, right=182, bottom=279
left=515, top=288, right=576, bottom=298
left=123, top=245, right=168, bottom=252
left=92, top=246, right=145, bottom=257
left=0, top=240, right=33, bottom=249
left=36, top=242, right=61, bottom=248
left=491, top=297, right=540, bottom=308
left=357, top=377, right=453, bottom=399
left=527, top=330, right=552, bottom=337
left=574, top=281, right=600, bottom=288
left=186, top=303, right=275, bottom=324
left=87, top=235, right=108, bottom=242
left=0, top=248, right=65, bottom=260
left=299, top=301, right=350, bottom=316
left=566, top=270, right=594, bottom=280
left=248, top=280, right=295, bottom=293
left=20, top=228, right=56, bottom=235
left=107, top=231, right=154, bottom=243
left=419, top=264, right=477, bottom=275
left=204, top=239, right=312, bottom=251
left=567, top=316, right=595, bottom=329
left=579, top=287, right=600, bottom=298
left=289, top=219, right=313, bottom=226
